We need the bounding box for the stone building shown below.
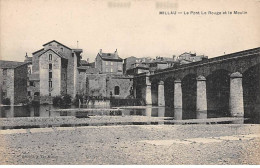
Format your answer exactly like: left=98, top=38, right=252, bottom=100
left=76, top=67, right=133, bottom=99
left=177, top=52, right=208, bottom=63
left=0, top=61, right=28, bottom=105
left=95, top=49, right=123, bottom=74
left=124, top=57, right=153, bottom=75
left=28, top=40, right=83, bottom=103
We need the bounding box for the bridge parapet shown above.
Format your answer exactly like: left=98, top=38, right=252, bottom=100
left=154, top=47, right=260, bottom=75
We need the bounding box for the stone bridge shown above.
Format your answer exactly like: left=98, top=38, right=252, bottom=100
left=134, top=47, right=260, bottom=123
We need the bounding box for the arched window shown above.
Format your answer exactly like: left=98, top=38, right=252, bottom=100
left=49, top=54, right=52, bottom=60
left=114, top=86, right=120, bottom=95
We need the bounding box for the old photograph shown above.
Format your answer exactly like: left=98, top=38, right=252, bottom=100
left=0, top=0, right=259, bottom=165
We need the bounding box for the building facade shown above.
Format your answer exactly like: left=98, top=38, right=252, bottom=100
left=28, top=40, right=83, bottom=103
left=0, top=61, right=28, bottom=105
left=95, top=49, right=123, bottom=74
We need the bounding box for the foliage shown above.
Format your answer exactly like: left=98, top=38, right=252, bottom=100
left=62, top=94, right=72, bottom=106
left=73, top=94, right=84, bottom=107
left=53, top=96, right=62, bottom=107
left=2, top=97, right=10, bottom=105
left=52, top=94, right=72, bottom=107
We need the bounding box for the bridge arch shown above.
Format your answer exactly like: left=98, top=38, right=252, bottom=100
left=151, top=79, right=159, bottom=105
left=182, top=73, right=197, bottom=119
left=243, top=63, right=260, bottom=123
left=164, top=77, right=175, bottom=107
left=206, top=69, right=231, bottom=118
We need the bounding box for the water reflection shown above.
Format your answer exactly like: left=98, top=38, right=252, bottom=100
left=174, top=108, right=182, bottom=120
left=0, top=105, right=250, bottom=124
left=196, top=110, right=207, bottom=119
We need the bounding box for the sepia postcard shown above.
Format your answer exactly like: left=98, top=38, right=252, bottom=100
left=0, top=0, right=259, bottom=165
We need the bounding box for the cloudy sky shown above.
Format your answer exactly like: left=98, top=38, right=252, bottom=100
left=0, top=0, right=259, bottom=62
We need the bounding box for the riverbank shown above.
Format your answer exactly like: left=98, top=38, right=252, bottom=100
left=0, top=124, right=259, bottom=164
left=0, top=116, right=247, bottom=128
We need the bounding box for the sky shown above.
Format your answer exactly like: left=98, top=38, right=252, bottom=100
left=0, top=0, right=259, bottom=62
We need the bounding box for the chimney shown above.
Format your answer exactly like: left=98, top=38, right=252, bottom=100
left=114, top=49, right=118, bottom=58
left=172, top=55, right=176, bottom=61
left=25, top=52, right=28, bottom=58
left=99, top=49, right=102, bottom=55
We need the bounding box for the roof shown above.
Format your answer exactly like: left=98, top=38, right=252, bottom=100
left=38, top=49, right=67, bottom=59
left=43, top=40, right=71, bottom=50
left=98, top=53, right=123, bottom=62
left=29, top=74, right=40, bottom=81
left=77, top=66, right=91, bottom=70
left=80, top=60, right=89, bottom=65
left=0, top=60, right=27, bottom=69
left=25, top=57, right=32, bottom=63
left=179, top=52, right=196, bottom=57
left=85, top=68, right=100, bottom=74
left=32, top=48, right=44, bottom=55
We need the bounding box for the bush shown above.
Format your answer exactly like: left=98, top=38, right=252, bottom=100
left=53, top=94, right=72, bottom=108
left=73, top=94, right=84, bottom=107
left=61, top=94, right=72, bottom=107
left=53, top=96, right=62, bottom=107
left=2, top=97, right=11, bottom=105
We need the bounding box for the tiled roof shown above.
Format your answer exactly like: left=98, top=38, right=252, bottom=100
left=99, top=53, right=123, bottom=61
left=0, top=60, right=27, bottom=69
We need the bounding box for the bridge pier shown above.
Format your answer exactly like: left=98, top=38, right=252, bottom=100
left=196, top=76, right=207, bottom=119
left=230, top=72, right=244, bottom=117
left=174, top=79, right=183, bottom=120
left=158, top=81, right=165, bottom=106
left=145, top=76, right=152, bottom=105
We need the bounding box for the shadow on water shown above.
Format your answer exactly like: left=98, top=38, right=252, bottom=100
left=0, top=104, right=256, bottom=130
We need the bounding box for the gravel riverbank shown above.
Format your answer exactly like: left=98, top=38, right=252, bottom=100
left=0, top=124, right=259, bottom=164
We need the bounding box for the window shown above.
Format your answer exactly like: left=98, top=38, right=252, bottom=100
left=49, top=92, right=51, bottom=96
left=111, top=62, right=113, bottom=65
left=28, top=91, right=31, bottom=96
left=49, top=81, right=52, bottom=88
left=30, top=81, right=34, bottom=86
left=49, top=64, right=52, bottom=70
left=61, top=48, right=63, bottom=52
left=49, top=72, right=52, bottom=79
left=111, top=68, right=113, bottom=72
left=2, top=92, right=6, bottom=97
left=106, top=68, right=109, bottom=72
left=106, top=61, right=109, bottom=65
left=114, top=86, right=120, bottom=95
left=49, top=54, right=52, bottom=60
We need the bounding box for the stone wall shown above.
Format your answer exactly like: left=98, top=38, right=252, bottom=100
left=14, top=64, right=27, bottom=104
left=0, top=69, right=3, bottom=103
left=60, top=59, right=68, bottom=95
left=77, top=71, right=87, bottom=95
left=86, top=74, right=107, bottom=97
left=106, top=76, right=133, bottom=99
left=39, top=50, right=61, bottom=97
left=95, top=55, right=102, bottom=72
left=5, top=69, right=14, bottom=104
